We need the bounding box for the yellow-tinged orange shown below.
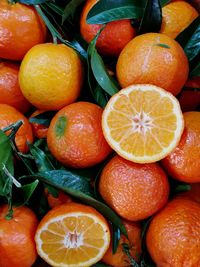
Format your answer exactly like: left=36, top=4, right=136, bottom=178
left=35, top=202, right=110, bottom=267
left=102, top=84, right=184, bottom=163
left=161, top=1, right=199, bottom=38
left=116, top=33, right=189, bottom=96
left=19, top=43, right=83, bottom=111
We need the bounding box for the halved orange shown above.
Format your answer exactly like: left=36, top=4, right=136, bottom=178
left=35, top=203, right=110, bottom=267
left=102, top=84, right=184, bottom=163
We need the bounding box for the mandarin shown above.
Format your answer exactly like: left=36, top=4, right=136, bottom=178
left=30, top=110, right=49, bottom=139
left=99, top=155, right=169, bottom=221
left=19, top=43, right=83, bottom=111
left=0, top=104, right=33, bottom=153
left=162, top=112, right=200, bottom=183
left=116, top=33, right=189, bottom=96
left=47, top=102, right=112, bottom=168
left=80, top=0, right=136, bottom=57
left=0, top=205, right=38, bottom=267
left=146, top=198, right=200, bottom=267
left=0, top=0, right=46, bottom=61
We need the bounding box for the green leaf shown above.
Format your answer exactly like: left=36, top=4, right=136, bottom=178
left=190, top=61, right=200, bottom=77
left=139, top=0, right=162, bottom=34
left=18, top=0, right=48, bottom=4
left=20, top=180, right=39, bottom=205
left=111, top=224, right=121, bottom=254
left=29, top=111, right=55, bottom=127
left=87, top=0, right=144, bottom=24
left=122, top=243, right=140, bottom=267
left=93, top=85, right=109, bottom=108
left=62, top=0, right=85, bottom=24
left=160, top=0, right=170, bottom=6
left=156, top=43, right=170, bottom=48
left=176, top=16, right=200, bottom=61
left=44, top=2, right=64, bottom=16
left=174, top=184, right=191, bottom=193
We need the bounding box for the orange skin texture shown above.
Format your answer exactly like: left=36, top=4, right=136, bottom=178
left=162, top=112, right=200, bottom=183
left=19, top=43, right=84, bottom=111
left=99, top=155, right=169, bottom=221
left=0, top=0, right=46, bottom=61
left=30, top=110, right=48, bottom=139
left=80, top=0, right=136, bottom=57
left=0, top=62, right=30, bottom=113
left=103, top=220, right=142, bottom=266
left=146, top=198, right=200, bottom=267
left=45, top=189, right=72, bottom=209
left=116, top=33, right=189, bottom=96
left=0, top=104, right=33, bottom=153
left=47, top=102, right=112, bottom=168
left=0, top=205, right=38, bottom=267
left=160, top=1, right=199, bottom=38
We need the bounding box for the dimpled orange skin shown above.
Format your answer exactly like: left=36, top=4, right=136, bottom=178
left=47, top=102, right=112, bottom=168
left=0, top=205, right=38, bottom=267
left=116, top=33, right=189, bottom=96
left=19, top=43, right=84, bottom=111
left=103, top=220, right=142, bottom=266
left=0, top=62, right=30, bottom=113
left=30, top=110, right=48, bottom=139
left=0, top=104, right=33, bottom=153
left=0, top=0, right=46, bottom=61
left=146, top=198, right=200, bottom=267
left=99, top=155, right=169, bottom=221
left=162, top=112, right=200, bottom=183
left=80, top=0, right=136, bottom=57
left=160, top=1, right=199, bottom=39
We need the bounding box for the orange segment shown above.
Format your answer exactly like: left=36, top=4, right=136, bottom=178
left=35, top=203, right=110, bottom=267
left=102, top=84, right=184, bottom=163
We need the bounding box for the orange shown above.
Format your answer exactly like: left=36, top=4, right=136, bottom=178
left=80, top=0, right=136, bottom=57
left=102, top=84, right=184, bottom=163
left=30, top=110, right=49, bottom=139
left=19, top=43, right=84, bottom=111
left=160, top=1, right=199, bottom=38
left=0, top=204, right=38, bottom=267
left=99, top=155, right=169, bottom=221
left=146, top=198, right=200, bottom=267
left=0, top=104, right=33, bottom=153
left=103, top=220, right=142, bottom=266
left=47, top=102, right=112, bottom=168
left=116, top=33, right=189, bottom=96
left=35, top=202, right=110, bottom=267
left=0, top=0, right=46, bottom=61
left=0, top=62, right=30, bottom=113
left=45, top=189, right=72, bottom=209
left=162, top=111, right=200, bottom=183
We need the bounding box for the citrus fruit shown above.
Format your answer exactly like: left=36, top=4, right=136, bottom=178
left=80, top=0, right=136, bottom=57
left=102, top=84, right=184, bottom=163
left=162, top=111, right=200, bottom=183
left=0, top=0, right=46, bottom=61
left=102, top=220, right=142, bottom=266
left=116, top=33, right=189, bottom=96
left=146, top=198, right=200, bottom=267
left=0, top=62, right=31, bottom=113
left=160, top=1, right=199, bottom=38
left=19, top=43, right=84, bottom=111
left=0, top=104, right=33, bottom=153
left=30, top=110, right=49, bottom=139
left=45, top=189, right=72, bottom=209
left=35, top=202, right=110, bottom=267
left=47, top=102, right=112, bottom=168
left=0, top=205, right=38, bottom=267
left=99, top=155, right=169, bottom=221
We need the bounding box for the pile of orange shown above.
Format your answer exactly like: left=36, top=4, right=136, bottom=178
left=0, top=0, right=199, bottom=266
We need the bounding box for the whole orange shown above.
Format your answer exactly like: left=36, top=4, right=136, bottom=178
left=0, top=0, right=46, bottom=61
left=103, top=220, right=142, bottom=266
left=80, top=0, right=136, bottom=57
left=47, top=102, right=112, bottom=168
left=0, top=104, right=33, bottom=153
left=0, top=62, right=30, bottom=113
left=30, top=110, right=49, bottom=139
left=162, top=112, right=200, bottom=183
left=146, top=198, right=200, bottom=267
left=160, top=1, right=199, bottom=38
left=99, top=155, right=169, bottom=221
left=116, top=33, right=189, bottom=96
left=0, top=205, right=38, bottom=267
left=19, top=43, right=84, bottom=111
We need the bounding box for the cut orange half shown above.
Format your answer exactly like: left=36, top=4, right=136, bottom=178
left=35, top=203, right=110, bottom=267
left=102, top=84, right=184, bottom=163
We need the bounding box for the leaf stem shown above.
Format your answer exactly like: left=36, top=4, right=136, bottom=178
left=2, top=120, right=23, bottom=134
